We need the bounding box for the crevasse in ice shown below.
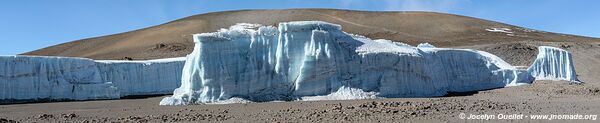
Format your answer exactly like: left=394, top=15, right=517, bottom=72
left=159, top=21, right=535, bottom=105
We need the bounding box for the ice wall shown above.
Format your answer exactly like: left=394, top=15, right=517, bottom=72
left=96, top=57, right=185, bottom=96
left=0, top=56, right=185, bottom=103
left=160, top=21, right=534, bottom=105
left=527, top=46, right=579, bottom=82
left=0, top=56, right=119, bottom=102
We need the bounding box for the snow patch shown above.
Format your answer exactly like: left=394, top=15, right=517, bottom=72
left=206, top=97, right=253, bottom=105
left=417, top=43, right=436, bottom=48
left=486, top=28, right=513, bottom=34
left=232, top=23, right=262, bottom=29
left=301, top=87, right=379, bottom=101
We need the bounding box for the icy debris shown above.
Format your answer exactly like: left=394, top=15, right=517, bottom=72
left=486, top=28, right=513, bottom=33
left=207, top=97, right=253, bottom=105
left=229, top=23, right=262, bottom=30
left=417, top=43, right=436, bottom=48
left=373, top=39, right=412, bottom=47
left=393, top=42, right=412, bottom=47
left=300, top=86, right=379, bottom=101
left=0, top=56, right=185, bottom=103
left=528, top=46, right=579, bottom=82
left=160, top=21, right=535, bottom=105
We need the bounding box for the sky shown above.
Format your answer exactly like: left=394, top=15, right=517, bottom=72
left=1, top=0, right=599, bottom=55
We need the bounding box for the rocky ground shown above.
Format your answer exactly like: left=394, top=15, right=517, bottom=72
left=1, top=80, right=598, bottom=123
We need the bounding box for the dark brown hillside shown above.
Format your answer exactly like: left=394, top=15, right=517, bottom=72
left=23, top=9, right=599, bottom=60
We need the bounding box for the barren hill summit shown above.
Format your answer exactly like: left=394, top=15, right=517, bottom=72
left=24, top=9, right=600, bottom=60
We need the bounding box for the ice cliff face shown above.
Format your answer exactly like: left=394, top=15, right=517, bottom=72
left=96, top=58, right=185, bottom=96
left=0, top=56, right=184, bottom=103
left=0, top=56, right=119, bottom=102
left=527, top=46, right=579, bottom=82
left=160, top=21, right=535, bottom=105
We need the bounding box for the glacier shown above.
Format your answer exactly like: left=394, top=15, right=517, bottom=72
left=0, top=21, right=579, bottom=104
left=0, top=56, right=119, bottom=102
left=0, top=56, right=184, bottom=103
left=527, top=46, right=579, bottom=82
left=160, top=21, right=536, bottom=105
left=95, top=57, right=185, bottom=96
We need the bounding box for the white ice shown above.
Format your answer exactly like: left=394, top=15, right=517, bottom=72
left=160, top=21, right=536, bottom=105
left=300, top=86, right=379, bottom=101
left=0, top=56, right=185, bottom=103
left=485, top=28, right=513, bottom=33
left=0, top=56, right=119, bottom=102
left=96, top=57, right=186, bottom=96
left=527, top=46, right=579, bottom=82
left=417, top=43, right=436, bottom=48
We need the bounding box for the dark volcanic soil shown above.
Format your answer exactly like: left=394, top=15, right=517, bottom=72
left=1, top=81, right=599, bottom=123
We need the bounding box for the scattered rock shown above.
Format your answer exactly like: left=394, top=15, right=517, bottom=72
left=61, top=113, right=77, bottom=118
left=150, top=43, right=186, bottom=52
left=122, top=57, right=134, bottom=60
left=0, top=118, right=18, bottom=123
left=36, top=114, right=54, bottom=119
left=560, top=44, right=572, bottom=49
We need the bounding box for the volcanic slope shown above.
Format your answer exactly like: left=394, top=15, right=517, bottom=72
left=23, top=9, right=599, bottom=60
left=23, top=9, right=600, bottom=83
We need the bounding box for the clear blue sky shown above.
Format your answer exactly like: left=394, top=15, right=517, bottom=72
left=1, top=0, right=599, bottom=55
